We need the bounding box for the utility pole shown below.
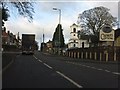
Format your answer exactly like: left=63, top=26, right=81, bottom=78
left=42, top=29, right=45, bottom=52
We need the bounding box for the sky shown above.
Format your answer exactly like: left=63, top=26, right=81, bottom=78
left=4, top=0, right=119, bottom=49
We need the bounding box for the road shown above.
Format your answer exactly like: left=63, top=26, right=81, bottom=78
left=2, top=51, right=119, bottom=88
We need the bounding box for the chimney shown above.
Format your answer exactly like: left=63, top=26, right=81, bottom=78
left=3, top=27, right=6, bottom=32
left=14, top=35, right=16, bottom=39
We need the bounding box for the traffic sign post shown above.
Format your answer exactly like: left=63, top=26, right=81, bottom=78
left=99, top=24, right=115, bottom=62
left=99, top=25, right=114, bottom=41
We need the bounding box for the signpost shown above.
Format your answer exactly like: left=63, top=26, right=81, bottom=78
left=99, top=24, right=115, bottom=61
left=99, top=25, right=114, bottom=41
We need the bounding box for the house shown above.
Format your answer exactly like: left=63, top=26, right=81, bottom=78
left=2, top=27, right=8, bottom=45
left=68, top=23, right=90, bottom=49
left=78, top=35, right=90, bottom=48
left=2, top=27, right=20, bottom=46
left=40, top=42, right=46, bottom=52
left=68, top=23, right=79, bottom=49
left=46, top=40, right=53, bottom=54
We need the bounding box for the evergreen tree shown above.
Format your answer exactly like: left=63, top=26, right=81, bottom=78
left=52, top=24, right=65, bottom=48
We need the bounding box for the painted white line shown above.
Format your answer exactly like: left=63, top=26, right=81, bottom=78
left=85, top=66, right=90, bottom=68
left=38, top=60, right=42, bottom=63
left=97, top=69, right=103, bottom=71
left=90, top=67, right=97, bottom=69
left=33, top=55, right=38, bottom=60
left=56, top=71, right=83, bottom=88
left=67, top=61, right=119, bottom=76
left=112, top=72, right=120, bottom=75
left=43, top=63, right=53, bottom=69
left=81, top=64, right=86, bottom=67
left=105, top=70, right=111, bottom=73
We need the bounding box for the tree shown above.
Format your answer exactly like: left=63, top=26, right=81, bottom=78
left=52, top=24, right=65, bottom=48
left=78, top=6, right=117, bottom=35
left=77, top=6, right=117, bottom=46
left=1, top=3, right=10, bottom=26
left=1, top=1, right=34, bottom=26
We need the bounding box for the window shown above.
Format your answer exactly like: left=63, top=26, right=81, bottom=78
left=74, top=34, right=75, bottom=36
left=74, top=44, right=76, bottom=47
left=73, top=28, right=76, bottom=32
left=74, top=40, right=76, bottom=42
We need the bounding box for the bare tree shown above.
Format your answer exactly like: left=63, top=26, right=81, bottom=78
left=1, top=1, right=35, bottom=24
left=77, top=6, right=117, bottom=36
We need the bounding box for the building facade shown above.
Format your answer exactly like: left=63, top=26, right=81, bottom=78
left=68, top=23, right=80, bottom=49
left=68, top=23, right=90, bottom=49
left=46, top=40, right=53, bottom=54
left=2, top=27, right=20, bottom=46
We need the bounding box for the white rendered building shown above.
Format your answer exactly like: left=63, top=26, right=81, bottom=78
left=68, top=23, right=90, bottom=49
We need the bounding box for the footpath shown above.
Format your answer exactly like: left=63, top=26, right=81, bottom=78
left=2, top=51, right=20, bottom=73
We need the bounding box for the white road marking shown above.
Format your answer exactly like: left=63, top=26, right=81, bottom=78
left=90, top=67, right=97, bottom=69
left=97, top=69, right=103, bottom=71
left=81, top=64, right=86, bottom=67
left=38, top=60, right=42, bottom=63
left=112, top=72, right=120, bottom=75
left=66, top=61, right=119, bottom=75
left=105, top=70, right=111, bottom=73
left=85, top=65, right=90, bottom=68
left=33, top=55, right=38, bottom=59
left=56, top=71, right=83, bottom=88
left=43, top=63, right=53, bottom=69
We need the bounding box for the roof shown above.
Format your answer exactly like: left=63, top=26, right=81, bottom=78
left=70, top=23, right=78, bottom=27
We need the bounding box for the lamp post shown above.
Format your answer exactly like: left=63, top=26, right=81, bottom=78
left=53, top=8, right=61, bottom=55
left=53, top=8, right=61, bottom=24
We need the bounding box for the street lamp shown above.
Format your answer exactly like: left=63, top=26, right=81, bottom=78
left=53, top=8, right=61, bottom=24
left=53, top=8, right=61, bottom=55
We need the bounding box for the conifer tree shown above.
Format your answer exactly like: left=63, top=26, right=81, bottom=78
left=52, top=24, right=65, bottom=48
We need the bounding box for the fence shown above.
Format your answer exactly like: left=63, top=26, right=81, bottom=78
left=65, top=46, right=120, bottom=62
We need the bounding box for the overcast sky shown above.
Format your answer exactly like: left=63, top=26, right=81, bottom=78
left=4, top=0, right=119, bottom=48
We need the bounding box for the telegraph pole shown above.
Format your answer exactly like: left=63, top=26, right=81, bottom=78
left=42, top=29, right=45, bottom=52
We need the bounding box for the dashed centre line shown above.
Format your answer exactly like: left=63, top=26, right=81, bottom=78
left=56, top=71, right=83, bottom=88
left=43, top=63, right=53, bottom=69
left=33, top=56, right=82, bottom=88
left=38, top=60, right=43, bottom=63
left=33, top=55, right=38, bottom=60
left=112, top=72, right=120, bottom=75
left=97, top=68, right=103, bottom=71
left=105, top=70, right=111, bottom=72
left=33, top=55, right=53, bottom=69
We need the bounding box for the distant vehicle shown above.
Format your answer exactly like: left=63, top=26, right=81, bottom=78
left=22, top=34, right=35, bottom=55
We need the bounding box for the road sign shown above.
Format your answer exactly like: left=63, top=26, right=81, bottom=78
left=99, top=25, right=114, bottom=41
